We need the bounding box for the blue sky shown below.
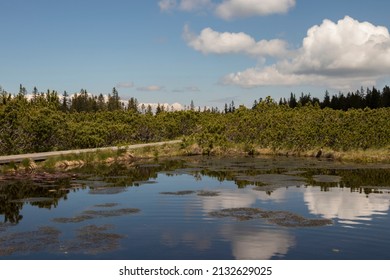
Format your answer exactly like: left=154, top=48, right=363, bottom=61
left=1, top=0, right=390, bottom=109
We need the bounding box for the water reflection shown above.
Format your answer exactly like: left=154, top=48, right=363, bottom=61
left=220, top=224, right=294, bottom=259
left=200, top=188, right=287, bottom=214
left=161, top=229, right=212, bottom=252
left=0, top=179, right=73, bottom=224
left=304, top=186, right=390, bottom=222
left=1, top=156, right=390, bottom=259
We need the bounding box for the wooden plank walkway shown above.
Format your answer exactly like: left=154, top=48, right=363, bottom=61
left=0, top=140, right=182, bottom=164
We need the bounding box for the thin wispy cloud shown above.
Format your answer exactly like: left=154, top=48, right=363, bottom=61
left=159, top=0, right=212, bottom=12
left=159, top=0, right=295, bottom=19
left=136, top=85, right=165, bottom=92
left=215, top=0, right=296, bottom=20
left=159, top=0, right=177, bottom=11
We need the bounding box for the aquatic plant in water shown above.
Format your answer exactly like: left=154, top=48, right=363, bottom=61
left=52, top=208, right=140, bottom=223
left=209, top=208, right=332, bottom=227
left=197, top=190, right=221, bottom=197
left=0, top=227, right=60, bottom=256
left=61, top=224, right=125, bottom=255
left=160, top=190, right=196, bottom=195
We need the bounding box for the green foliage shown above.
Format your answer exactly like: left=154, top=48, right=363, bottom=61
left=20, top=158, right=32, bottom=169
left=0, top=85, right=389, bottom=158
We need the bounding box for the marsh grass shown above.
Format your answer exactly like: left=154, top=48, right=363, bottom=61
left=3, top=141, right=388, bottom=176
left=40, top=147, right=132, bottom=170
left=132, top=143, right=183, bottom=158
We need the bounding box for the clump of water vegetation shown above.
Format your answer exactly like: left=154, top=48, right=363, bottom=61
left=52, top=207, right=140, bottom=223
left=62, top=224, right=125, bottom=255
left=0, top=224, right=125, bottom=256
left=209, top=207, right=332, bottom=227
left=0, top=226, right=61, bottom=256
left=160, top=190, right=196, bottom=196
left=160, top=190, right=221, bottom=196
left=197, top=190, right=220, bottom=197
left=93, top=203, right=119, bottom=208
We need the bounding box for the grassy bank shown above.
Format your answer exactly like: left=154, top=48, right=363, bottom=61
left=2, top=141, right=389, bottom=175
left=180, top=141, right=390, bottom=163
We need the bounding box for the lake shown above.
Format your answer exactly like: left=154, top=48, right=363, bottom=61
left=1, top=156, right=390, bottom=260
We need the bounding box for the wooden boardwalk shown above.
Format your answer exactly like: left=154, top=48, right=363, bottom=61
left=0, top=140, right=181, bottom=164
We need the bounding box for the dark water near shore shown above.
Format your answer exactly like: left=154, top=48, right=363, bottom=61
left=1, top=156, right=390, bottom=260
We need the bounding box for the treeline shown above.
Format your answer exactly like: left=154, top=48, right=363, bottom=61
left=2, top=84, right=390, bottom=114
left=276, top=86, right=390, bottom=111
left=0, top=84, right=390, bottom=157
left=0, top=85, right=142, bottom=113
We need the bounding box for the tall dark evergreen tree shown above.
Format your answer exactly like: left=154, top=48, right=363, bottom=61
left=108, top=87, right=121, bottom=111
left=288, top=93, right=297, bottom=108
left=381, top=86, right=390, bottom=107
left=60, top=91, right=68, bottom=111
left=127, top=97, right=139, bottom=113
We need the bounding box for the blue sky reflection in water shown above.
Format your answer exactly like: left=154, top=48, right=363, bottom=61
left=0, top=156, right=390, bottom=259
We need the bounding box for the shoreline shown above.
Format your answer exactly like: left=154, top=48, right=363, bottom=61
left=1, top=141, right=389, bottom=175
left=178, top=143, right=390, bottom=164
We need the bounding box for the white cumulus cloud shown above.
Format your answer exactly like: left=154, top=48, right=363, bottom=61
left=223, top=16, right=390, bottom=89
left=215, top=0, right=296, bottom=20
left=183, top=25, right=289, bottom=58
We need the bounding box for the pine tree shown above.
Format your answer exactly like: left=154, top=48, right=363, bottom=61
left=61, top=91, right=69, bottom=111
left=288, top=93, right=297, bottom=108
left=127, top=97, right=139, bottom=113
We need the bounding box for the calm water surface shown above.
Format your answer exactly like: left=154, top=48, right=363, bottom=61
left=1, top=156, right=390, bottom=260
